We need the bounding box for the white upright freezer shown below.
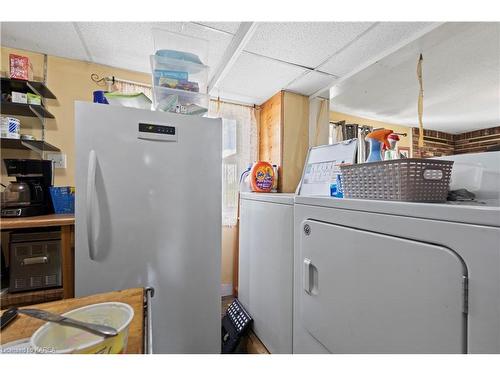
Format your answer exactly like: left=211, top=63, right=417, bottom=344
left=75, top=102, right=222, bottom=353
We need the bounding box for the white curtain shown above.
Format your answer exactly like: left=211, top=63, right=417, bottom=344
left=329, top=122, right=344, bottom=144
left=208, top=100, right=259, bottom=226
left=113, top=80, right=152, bottom=99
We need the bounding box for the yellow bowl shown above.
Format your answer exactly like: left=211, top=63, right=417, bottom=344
left=30, top=302, right=134, bottom=354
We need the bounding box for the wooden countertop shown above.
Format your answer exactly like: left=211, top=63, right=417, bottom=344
left=1, top=288, right=145, bottom=354
left=0, top=214, right=74, bottom=230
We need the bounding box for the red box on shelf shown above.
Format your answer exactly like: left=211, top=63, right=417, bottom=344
left=9, top=54, right=30, bottom=80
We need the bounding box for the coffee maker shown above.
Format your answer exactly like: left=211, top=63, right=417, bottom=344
left=1, top=159, right=54, bottom=217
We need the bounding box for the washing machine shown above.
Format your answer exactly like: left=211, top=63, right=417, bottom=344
left=239, top=192, right=294, bottom=353
left=293, top=153, right=500, bottom=354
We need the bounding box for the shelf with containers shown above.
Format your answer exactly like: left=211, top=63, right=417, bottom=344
left=1, top=77, right=57, bottom=99
left=1, top=76, right=59, bottom=153
left=150, top=29, right=210, bottom=116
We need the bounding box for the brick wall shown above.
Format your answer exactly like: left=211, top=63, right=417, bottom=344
left=454, top=126, right=500, bottom=154
left=412, top=126, right=500, bottom=157
left=412, top=128, right=455, bottom=158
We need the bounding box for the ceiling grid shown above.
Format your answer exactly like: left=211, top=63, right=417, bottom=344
left=2, top=22, right=495, bottom=131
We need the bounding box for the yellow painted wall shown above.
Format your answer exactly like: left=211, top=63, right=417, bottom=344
left=330, top=111, right=413, bottom=151
left=1, top=46, right=235, bottom=286
left=1, top=46, right=151, bottom=186
left=221, top=226, right=237, bottom=286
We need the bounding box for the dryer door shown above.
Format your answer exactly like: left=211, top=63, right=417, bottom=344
left=299, top=220, right=467, bottom=353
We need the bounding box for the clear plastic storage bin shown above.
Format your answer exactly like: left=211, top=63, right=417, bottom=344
left=153, top=86, right=209, bottom=115
left=152, top=28, right=209, bottom=66
left=150, top=29, right=209, bottom=115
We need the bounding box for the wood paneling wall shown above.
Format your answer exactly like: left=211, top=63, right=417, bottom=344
left=259, top=91, right=309, bottom=193
left=282, top=92, right=309, bottom=193
left=259, top=91, right=283, bottom=165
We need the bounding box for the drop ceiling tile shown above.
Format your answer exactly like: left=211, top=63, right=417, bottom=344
left=0, top=22, right=89, bottom=61
left=193, top=22, right=241, bottom=34
left=286, top=70, right=337, bottom=96
left=320, top=22, right=439, bottom=77
left=245, top=22, right=374, bottom=68
left=217, top=52, right=307, bottom=105
left=174, top=23, right=234, bottom=79
left=75, top=22, right=156, bottom=74
left=76, top=22, right=233, bottom=78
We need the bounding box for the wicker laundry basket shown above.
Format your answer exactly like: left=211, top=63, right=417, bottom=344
left=340, top=159, right=454, bottom=202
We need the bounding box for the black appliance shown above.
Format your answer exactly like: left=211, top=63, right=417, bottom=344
left=1, top=159, right=54, bottom=217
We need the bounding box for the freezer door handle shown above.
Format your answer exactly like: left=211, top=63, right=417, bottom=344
left=144, top=287, right=155, bottom=354
left=303, top=258, right=312, bottom=294
left=86, top=149, right=97, bottom=260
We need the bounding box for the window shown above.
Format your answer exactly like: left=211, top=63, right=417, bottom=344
left=208, top=100, right=259, bottom=226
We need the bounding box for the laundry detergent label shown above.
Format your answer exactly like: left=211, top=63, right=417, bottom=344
left=251, top=162, right=275, bottom=192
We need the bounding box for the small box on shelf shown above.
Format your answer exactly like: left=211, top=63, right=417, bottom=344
left=9, top=54, right=31, bottom=81
left=27, top=93, right=42, bottom=105
left=11, top=91, right=27, bottom=104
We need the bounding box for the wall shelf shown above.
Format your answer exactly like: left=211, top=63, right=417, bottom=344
left=1, top=77, right=57, bottom=99
left=1, top=63, right=60, bottom=156
left=1, top=138, right=60, bottom=152
left=1, top=101, right=55, bottom=119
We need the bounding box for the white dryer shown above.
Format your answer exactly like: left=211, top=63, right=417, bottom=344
left=239, top=192, right=294, bottom=353
left=293, top=196, right=500, bottom=353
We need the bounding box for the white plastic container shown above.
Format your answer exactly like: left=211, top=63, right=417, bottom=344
left=30, top=302, right=134, bottom=354
left=1, top=116, right=20, bottom=139
left=239, top=164, right=253, bottom=192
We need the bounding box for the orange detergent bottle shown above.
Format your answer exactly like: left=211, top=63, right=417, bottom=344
left=250, top=161, right=275, bottom=192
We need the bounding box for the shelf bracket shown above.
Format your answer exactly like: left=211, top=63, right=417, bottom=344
left=20, top=139, right=44, bottom=156
left=26, top=81, right=47, bottom=142
left=28, top=104, right=44, bottom=122
left=26, top=81, right=43, bottom=99
left=28, top=104, right=46, bottom=142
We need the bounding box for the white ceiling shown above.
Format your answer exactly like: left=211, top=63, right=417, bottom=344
left=244, top=22, right=374, bottom=68
left=0, top=22, right=236, bottom=80
left=213, top=51, right=307, bottom=104
left=330, top=22, right=500, bottom=133
left=1, top=21, right=441, bottom=105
